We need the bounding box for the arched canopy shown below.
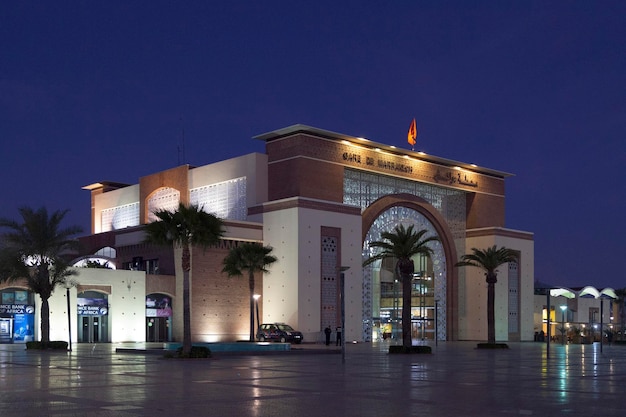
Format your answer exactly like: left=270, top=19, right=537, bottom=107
left=579, top=286, right=617, bottom=299
left=549, top=287, right=576, bottom=299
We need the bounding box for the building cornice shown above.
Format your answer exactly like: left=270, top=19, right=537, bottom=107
left=254, top=124, right=514, bottom=179
left=466, top=227, right=534, bottom=241
left=249, top=196, right=362, bottom=216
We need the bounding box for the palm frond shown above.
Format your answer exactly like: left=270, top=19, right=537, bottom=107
left=222, top=243, right=277, bottom=277
left=455, top=245, right=518, bottom=273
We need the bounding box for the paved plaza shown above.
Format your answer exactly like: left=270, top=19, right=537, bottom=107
left=1, top=340, right=625, bottom=416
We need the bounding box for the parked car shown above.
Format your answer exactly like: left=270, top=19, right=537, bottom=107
left=256, top=323, right=303, bottom=344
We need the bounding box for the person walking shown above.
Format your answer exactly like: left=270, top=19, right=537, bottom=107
left=324, top=325, right=332, bottom=346
left=336, top=326, right=342, bottom=346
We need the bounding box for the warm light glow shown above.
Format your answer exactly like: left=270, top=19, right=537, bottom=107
left=470, top=164, right=477, bottom=167
left=417, top=151, right=426, bottom=156
left=453, top=166, right=461, bottom=170
left=73, top=257, right=117, bottom=270
left=374, top=148, right=381, bottom=152
left=253, top=294, right=261, bottom=300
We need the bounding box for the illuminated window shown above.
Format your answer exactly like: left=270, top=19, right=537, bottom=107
left=190, top=177, right=247, bottom=220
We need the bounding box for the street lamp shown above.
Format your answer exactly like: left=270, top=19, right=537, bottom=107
left=64, top=281, right=74, bottom=352
left=339, top=266, right=349, bottom=364
left=560, top=305, right=567, bottom=345
left=253, top=294, right=261, bottom=336
left=434, top=298, right=440, bottom=346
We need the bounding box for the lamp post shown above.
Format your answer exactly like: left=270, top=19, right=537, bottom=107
left=600, top=297, right=604, bottom=353
left=434, top=298, right=440, bottom=347
left=65, top=282, right=73, bottom=352
left=339, top=266, right=349, bottom=365
left=393, top=279, right=399, bottom=340
left=253, top=294, right=261, bottom=337
left=560, top=305, right=567, bottom=345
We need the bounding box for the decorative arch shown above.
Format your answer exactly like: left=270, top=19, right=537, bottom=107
left=146, top=187, right=181, bottom=223
left=71, top=255, right=117, bottom=269
left=361, top=193, right=459, bottom=341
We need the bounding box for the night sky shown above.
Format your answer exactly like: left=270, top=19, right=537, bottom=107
left=2, top=2, right=624, bottom=289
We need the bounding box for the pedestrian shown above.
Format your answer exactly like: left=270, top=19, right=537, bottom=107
left=324, top=325, right=332, bottom=345
left=336, top=326, right=342, bottom=346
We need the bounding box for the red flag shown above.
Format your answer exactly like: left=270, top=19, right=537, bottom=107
left=407, top=118, right=417, bottom=146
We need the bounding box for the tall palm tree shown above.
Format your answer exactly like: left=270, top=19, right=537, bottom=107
left=0, top=206, right=82, bottom=344
left=363, top=224, right=438, bottom=349
left=455, top=245, right=518, bottom=345
left=222, top=243, right=277, bottom=341
left=144, top=203, right=224, bottom=355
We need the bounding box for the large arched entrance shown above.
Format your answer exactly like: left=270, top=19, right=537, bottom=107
left=361, top=194, right=459, bottom=342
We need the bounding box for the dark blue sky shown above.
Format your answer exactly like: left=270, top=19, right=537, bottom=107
left=2, top=2, right=624, bottom=289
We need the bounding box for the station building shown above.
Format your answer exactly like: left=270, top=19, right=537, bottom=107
left=1, top=124, right=536, bottom=344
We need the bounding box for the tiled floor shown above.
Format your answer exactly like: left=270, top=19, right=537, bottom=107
left=1, top=340, right=624, bottom=416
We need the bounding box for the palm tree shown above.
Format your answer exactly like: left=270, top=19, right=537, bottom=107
left=363, top=224, right=438, bottom=349
left=222, top=243, right=277, bottom=341
left=0, top=206, right=82, bottom=344
left=144, top=203, right=224, bottom=356
left=455, top=245, right=518, bottom=345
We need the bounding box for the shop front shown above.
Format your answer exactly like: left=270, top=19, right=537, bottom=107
left=146, top=293, right=172, bottom=342
left=77, top=291, right=109, bottom=343
left=0, top=288, right=35, bottom=344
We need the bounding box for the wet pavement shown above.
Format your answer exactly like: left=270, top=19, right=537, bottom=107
left=1, top=340, right=625, bottom=416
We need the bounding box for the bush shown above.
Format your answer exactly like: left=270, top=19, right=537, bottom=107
left=168, top=345, right=212, bottom=359
left=25, top=341, right=69, bottom=350
left=389, top=345, right=432, bottom=354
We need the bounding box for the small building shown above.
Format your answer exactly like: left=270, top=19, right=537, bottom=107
left=534, top=284, right=618, bottom=343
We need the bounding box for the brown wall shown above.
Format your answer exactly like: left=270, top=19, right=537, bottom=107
left=466, top=193, right=506, bottom=229
left=190, top=242, right=263, bottom=342
left=268, top=158, right=344, bottom=202
left=139, top=165, right=190, bottom=224
left=146, top=274, right=176, bottom=297
left=265, top=131, right=507, bottom=228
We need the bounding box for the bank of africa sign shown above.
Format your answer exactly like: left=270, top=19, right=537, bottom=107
left=77, top=298, right=109, bottom=316
left=0, top=304, right=35, bottom=314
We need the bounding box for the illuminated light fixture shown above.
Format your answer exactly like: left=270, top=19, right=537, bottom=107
left=470, top=164, right=477, bottom=167
left=417, top=151, right=426, bottom=156
left=403, top=155, right=410, bottom=159
left=356, top=137, right=369, bottom=141
left=454, top=166, right=461, bottom=170
left=390, top=145, right=396, bottom=149
left=374, top=148, right=381, bottom=152
left=341, top=140, right=350, bottom=145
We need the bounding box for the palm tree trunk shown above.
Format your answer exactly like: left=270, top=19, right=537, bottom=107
left=249, top=270, right=255, bottom=341
left=486, top=272, right=497, bottom=344
left=182, top=244, right=192, bottom=355
left=41, top=297, right=50, bottom=343
left=402, top=273, right=413, bottom=348
left=619, top=304, right=626, bottom=340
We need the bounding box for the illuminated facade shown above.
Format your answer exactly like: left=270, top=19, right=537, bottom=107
left=2, top=124, right=535, bottom=344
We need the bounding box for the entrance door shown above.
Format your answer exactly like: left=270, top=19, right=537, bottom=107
left=146, top=317, right=169, bottom=342
left=79, top=316, right=108, bottom=343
